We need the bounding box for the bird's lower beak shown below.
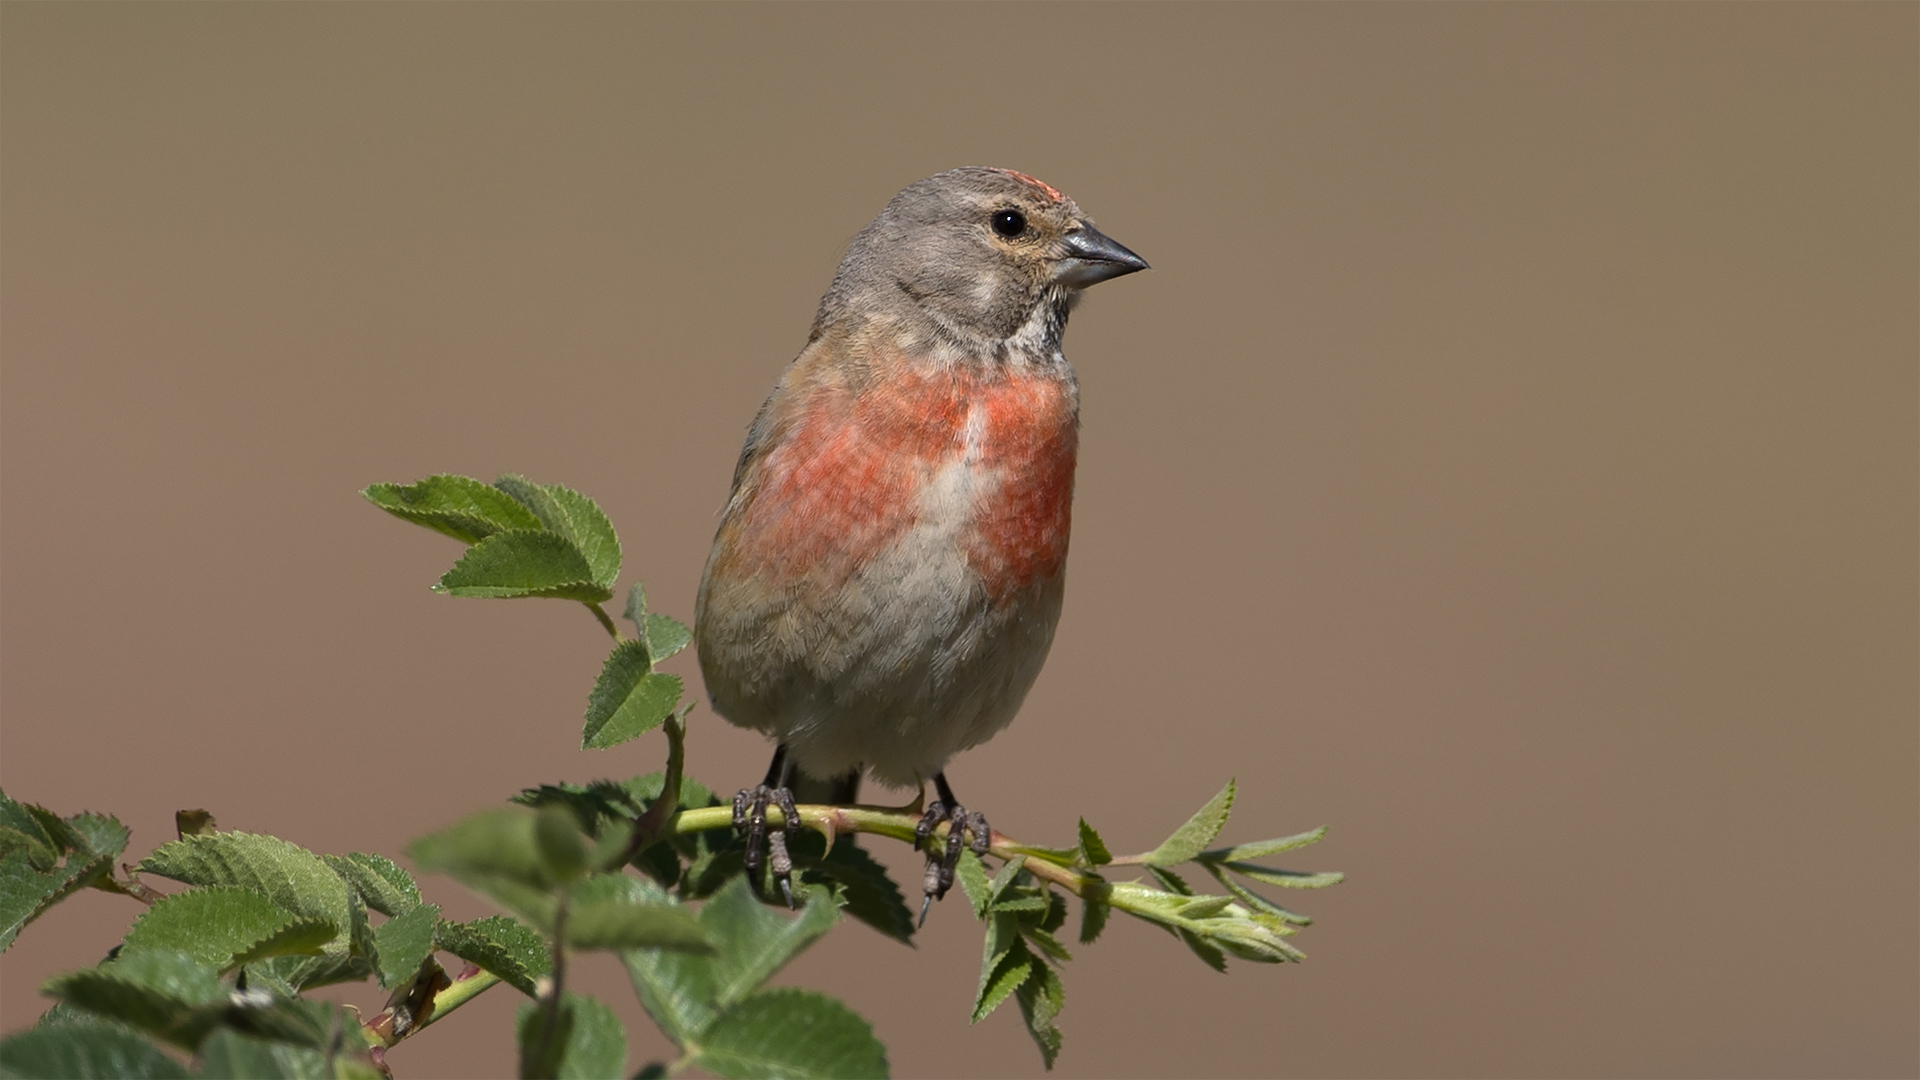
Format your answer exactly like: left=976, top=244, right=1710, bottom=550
left=1055, top=223, right=1150, bottom=289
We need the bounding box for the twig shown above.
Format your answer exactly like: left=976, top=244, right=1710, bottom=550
left=658, top=804, right=1098, bottom=896
left=586, top=603, right=623, bottom=642
left=362, top=966, right=501, bottom=1049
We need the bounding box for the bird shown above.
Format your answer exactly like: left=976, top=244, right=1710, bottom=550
left=694, top=167, right=1147, bottom=916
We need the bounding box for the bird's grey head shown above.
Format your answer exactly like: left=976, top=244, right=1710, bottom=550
left=815, top=167, right=1148, bottom=357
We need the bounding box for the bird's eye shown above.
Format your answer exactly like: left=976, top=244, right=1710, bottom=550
left=990, top=209, right=1027, bottom=238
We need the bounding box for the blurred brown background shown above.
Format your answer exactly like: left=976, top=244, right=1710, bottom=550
left=2, top=4, right=1914, bottom=1077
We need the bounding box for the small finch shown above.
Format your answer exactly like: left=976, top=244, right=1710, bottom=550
left=695, top=167, right=1147, bottom=915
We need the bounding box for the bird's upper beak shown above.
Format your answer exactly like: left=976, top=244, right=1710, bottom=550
left=1055, top=222, right=1150, bottom=289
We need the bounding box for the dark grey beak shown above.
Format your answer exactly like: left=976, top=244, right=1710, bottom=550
left=1056, top=223, right=1150, bottom=289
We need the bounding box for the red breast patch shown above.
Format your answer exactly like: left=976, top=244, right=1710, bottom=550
left=733, top=365, right=1077, bottom=602
left=964, top=378, right=1077, bottom=599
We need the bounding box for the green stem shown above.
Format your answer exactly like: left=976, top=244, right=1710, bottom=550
left=659, top=805, right=1097, bottom=895
left=527, top=896, right=571, bottom=1079
left=587, top=603, right=622, bottom=642
left=421, top=969, right=500, bottom=1025
left=633, top=716, right=687, bottom=842
left=362, top=967, right=500, bottom=1049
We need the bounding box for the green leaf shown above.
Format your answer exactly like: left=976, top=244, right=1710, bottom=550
left=984, top=857, right=1029, bottom=910
left=363, top=475, right=543, bottom=544
left=954, top=850, right=993, bottom=920
left=988, top=894, right=1049, bottom=915
left=136, top=833, right=351, bottom=959
left=0, top=1017, right=190, bottom=1079
left=67, top=814, right=132, bottom=863
left=322, top=853, right=421, bottom=917
left=1172, top=895, right=1235, bottom=919
left=973, top=911, right=1024, bottom=1022
left=514, top=780, right=643, bottom=835
left=0, top=808, right=57, bottom=870
left=1179, top=928, right=1228, bottom=972
left=1201, top=904, right=1307, bottom=964
left=250, top=886, right=374, bottom=990
left=1025, top=924, right=1073, bottom=965
left=517, top=774, right=722, bottom=883
left=120, top=887, right=333, bottom=973
left=644, top=615, right=691, bottom=664
left=695, top=989, right=886, bottom=1080
left=518, top=995, right=575, bottom=1080
left=1078, top=896, right=1109, bottom=945
left=198, top=1029, right=333, bottom=1079
left=1146, top=865, right=1193, bottom=896
left=1215, top=926, right=1307, bottom=964
left=1039, top=890, right=1068, bottom=933
left=1139, top=780, right=1235, bottom=867
left=1075, top=819, right=1112, bottom=867
left=699, top=878, right=836, bottom=1009
left=621, top=876, right=840, bottom=1049
left=516, top=993, right=627, bottom=1080
left=1102, top=882, right=1305, bottom=965
left=221, top=996, right=370, bottom=1056
left=373, top=902, right=440, bottom=989
left=804, top=837, right=914, bottom=945
left=546, top=486, right=621, bottom=591
left=235, top=961, right=298, bottom=1000
left=621, top=584, right=651, bottom=645
left=535, top=805, right=591, bottom=886
left=582, top=642, right=683, bottom=750
left=436, top=530, right=611, bottom=603
left=0, top=814, right=125, bottom=951
left=434, top=915, right=550, bottom=997
left=620, top=894, right=717, bottom=1045
left=584, top=820, right=636, bottom=877
left=31, top=1001, right=93, bottom=1028
left=408, top=808, right=565, bottom=929
left=494, top=477, right=621, bottom=590
left=971, top=935, right=1032, bottom=1023
left=1219, top=862, right=1345, bottom=889
left=1200, top=826, right=1328, bottom=864
left=565, top=874, right=709, bottom=953
left=1199, top=863, right=1315, bottom=925
left=41, top=951, right=225, bottom=1049
left=0, top=828, right=52, bottom=872
left=1014, top=959, right=1065, bottom=1070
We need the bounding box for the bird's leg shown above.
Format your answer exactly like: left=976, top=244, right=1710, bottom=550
left=914, top=772, right=991, bottom=925
left=733, top=746, right=799, bottom=905
left=767, top=787, right=799, bottom=908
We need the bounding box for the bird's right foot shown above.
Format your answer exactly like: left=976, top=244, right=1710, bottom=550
left=912, top=773, right=990, bottom=926
left=733, top=782, right=799, bottom=907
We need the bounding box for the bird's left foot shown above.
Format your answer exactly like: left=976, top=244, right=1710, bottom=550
left=912, top=773, right=990, bottom=925
left=733, top=782, right=800, bottom=907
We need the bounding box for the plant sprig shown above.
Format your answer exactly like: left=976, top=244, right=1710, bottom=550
left=0, top=473, right=1340, bottom=1079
